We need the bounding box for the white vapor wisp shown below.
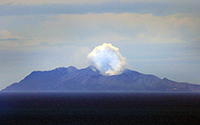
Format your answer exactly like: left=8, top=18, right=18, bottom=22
left=87, top=43, right=125, bottom=76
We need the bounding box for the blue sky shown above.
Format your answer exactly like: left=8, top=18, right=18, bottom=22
left=0, top=0, right=200, bottom=90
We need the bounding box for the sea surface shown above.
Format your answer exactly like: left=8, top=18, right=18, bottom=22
left=0, top=92, right=200, bottom=124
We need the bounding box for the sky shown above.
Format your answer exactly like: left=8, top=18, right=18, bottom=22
left=0, top=0, right=200, bottom=90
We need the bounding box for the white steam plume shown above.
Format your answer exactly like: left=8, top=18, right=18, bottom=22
left=87, top=43, right=125, bottom=76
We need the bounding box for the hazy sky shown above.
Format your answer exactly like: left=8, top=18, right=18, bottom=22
left=0, top=0, right=200, bottom=90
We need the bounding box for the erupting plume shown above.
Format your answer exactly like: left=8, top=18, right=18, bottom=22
left=87, top=43, right=125, bottom=76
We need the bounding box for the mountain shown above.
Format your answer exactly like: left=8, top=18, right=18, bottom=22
left=1, top=66, right=200, bottom=92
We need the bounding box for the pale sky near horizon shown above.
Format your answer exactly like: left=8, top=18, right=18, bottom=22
left=0, top=0, right=200, bottom=90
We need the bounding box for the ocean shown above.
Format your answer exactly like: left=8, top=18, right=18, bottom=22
left=0, top=92, right=200, bottom=124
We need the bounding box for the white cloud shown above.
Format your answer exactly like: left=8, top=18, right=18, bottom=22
left=87, top=43, right=125, bottom=75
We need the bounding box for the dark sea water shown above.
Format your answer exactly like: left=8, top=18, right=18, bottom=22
left=0, top=92, right=200, bottom=124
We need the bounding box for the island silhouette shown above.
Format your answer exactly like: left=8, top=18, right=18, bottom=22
left=2, top=66, right=200, bottom=92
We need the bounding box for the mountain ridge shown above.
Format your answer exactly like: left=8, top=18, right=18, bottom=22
left=1, top=66, right=200, bottom=92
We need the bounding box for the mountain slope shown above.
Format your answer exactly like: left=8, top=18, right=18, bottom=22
left=2, top=66, right=200, bottom=92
